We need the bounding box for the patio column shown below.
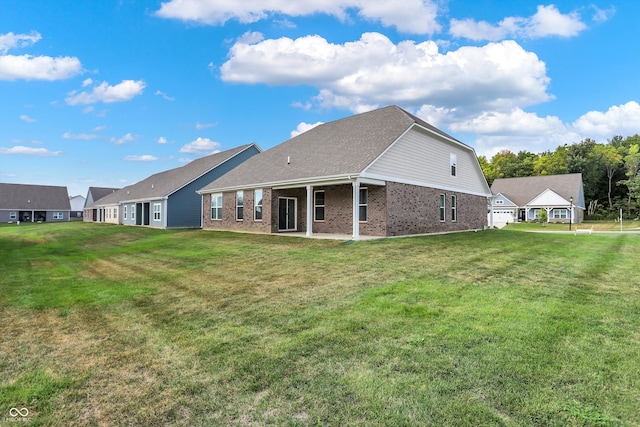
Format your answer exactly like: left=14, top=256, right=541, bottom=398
left=352, top=180, right=360, bottom=240
left=306, top=185, right=313, bottom=237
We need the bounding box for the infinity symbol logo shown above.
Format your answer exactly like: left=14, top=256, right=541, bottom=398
left=9, top=408, right=29, bottom=417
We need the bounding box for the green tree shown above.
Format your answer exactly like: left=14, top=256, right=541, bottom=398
left=533, top=146, right=568, bottom=176
left=538, top=208, right=548, bottom=224
left=592, top=144, right=623, bottom=210
left=491, top=150, right=519, bottom=178
left=478, top=155, right=499, bottom=186
left=621, top=143, right=640, bottom=212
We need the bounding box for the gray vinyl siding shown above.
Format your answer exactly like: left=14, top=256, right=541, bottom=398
left=364, top=127, right=489, bottom=196
left=1, top=209, right=69, bottom=222
left=492, top=194, right=516, bottom=207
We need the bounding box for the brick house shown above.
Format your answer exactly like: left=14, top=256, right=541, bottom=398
left=198, top=106, right=492, bottom=239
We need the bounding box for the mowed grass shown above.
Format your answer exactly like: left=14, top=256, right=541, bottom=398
left=0, top=223, right=638, bottom=426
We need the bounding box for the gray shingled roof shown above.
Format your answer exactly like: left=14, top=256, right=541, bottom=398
left=491, top=173, right=584, bottom=207
left=85, top=187, right=119, bottom=207
left=0, top=183, right=71, bottom=210
left=200, top=105, right=464, bottom=192
left=91, top=144, right=256, bottom=207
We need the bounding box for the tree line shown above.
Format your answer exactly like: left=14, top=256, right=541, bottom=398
left=478, top=135, right=640, bottom=219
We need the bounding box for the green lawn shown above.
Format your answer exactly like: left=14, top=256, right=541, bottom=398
left=1, top=222, right=638, bottom=426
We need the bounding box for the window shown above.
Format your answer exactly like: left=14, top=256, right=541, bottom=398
left=314, top=190, right=325, bottom=221
left=211, top=194, right=222, bottom=220
left=113, top=208, right=117, bottom=219
left=9, top=212, right=16, bottom=220
left=153, top=203, right=161, bottom=221
left=124, top=205, right=128, bottom=220
left=451, top=195, right=457, bottom=222
left=254, top=189, right=263, bottom=221
left=439, top=194, right=446, bottom=221
left=450, top=154, right=457, bottom=177
left=495, top=199, right=504, bottom=205
left=359, top=188, right=368, bottom=222
left=552, top=209, right=569, bottom=219
left=236, top=191, right=244, bottom=220
left=131, top=206, right=135, bottom=220
left=53, top=212, right=63, bottom=220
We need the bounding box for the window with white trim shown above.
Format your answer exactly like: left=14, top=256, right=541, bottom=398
left=9, top=212, right=16, bottom=220
left=153, top=203, right=161, bottom=221
left=359, top=188, right=368, bottom=222
left=254, top=189, right=263, bottom=221
left=451, top=195, right=457, bottom=222
left=211, top=194, right=222, bottom=220
left=495, top=199, right=504, bottom=205
left=439, top=194, right=446, bottom=221
left=124, top=205, right=128, bottom=220
left=131, top=206, right=135, bottom=220
left=552, top=209, right=569, bottom=219
left=53, top=212, right=63, bottom=220
left=236, top=191, right=244, bottom=220
left=450, top=154, right=457, bottom=177
left=314, top=190, right=325, bottom=221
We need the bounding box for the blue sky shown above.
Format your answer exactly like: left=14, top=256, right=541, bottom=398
left=1, top=0, right=639, bottom=198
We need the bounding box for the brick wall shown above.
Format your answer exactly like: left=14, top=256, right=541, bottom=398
left=202, top=189, right=272, bottom=233
left=386, top=182, right=487, bottom=236
left=202, top=182, right=487, bottom=237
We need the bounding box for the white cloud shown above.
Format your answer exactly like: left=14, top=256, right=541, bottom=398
left=82, top=78, right=93, bottom=87
left=0, top=31, right=82, bottom=81
left=65, top=80, right=146, bottom=105
left=572, top=101, right=640, bottom=139
left=450, top=5, right=587, bottom=41
left=110, top=133, right=137, bottom=145
left=157, top=136, right=168, bottom=144
left=0, top=54, right=82, bottom=81
left=179, top=137, right=221, bottom=154
left=62, top=132, right=99, bottom=140
left=195, top=122, right=216, bottom=130
left=154, top=89, right=175, bottom=101
left=0, top=145, right=61, bottom=156
left=155, top=0, right=441, bottom=34
left=443, top=102, right=640, bottom=158
left=19, top=114, right=36, bottom=123
left=291, top=121, right=324, bottom=138
left=590, top=5, right=616, bottom=24
left=0, top=31, right=41, bottom=54
left=222, top=32, right=551, bottom=115
left=124, top=154, right=158, bottom=161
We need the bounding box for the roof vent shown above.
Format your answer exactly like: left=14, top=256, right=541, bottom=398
left=287, top=156, right=291, bottom=165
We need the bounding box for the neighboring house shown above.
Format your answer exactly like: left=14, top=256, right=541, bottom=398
left=88, top=144, right=261, bottom=228
left=84, top=187, right=120, bottom=222
left=0, top=183, right=71, bottom=223
left=198, top=105, right=492, bottom=239
left=69, top=194, right=86, bottom=219
left=489, top=173, right=585, bottom=225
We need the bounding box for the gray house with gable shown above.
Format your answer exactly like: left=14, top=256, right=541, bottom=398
left=88, top=144, right=260, bottom=228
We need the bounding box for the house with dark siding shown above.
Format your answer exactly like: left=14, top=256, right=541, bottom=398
left=0, top=183, right=71, bottom=223
left=198, top=106, right=491, bottom=239
left=87, top=144, right=261, bottom=228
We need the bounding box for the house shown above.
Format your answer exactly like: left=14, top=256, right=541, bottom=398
left=87, top=144, right=261, bottom=228
left=0, top=183, right=71, bottom=223
left=84, top=187, right=120, bottom=222
left=69, top=194, right=86, bottom=219
left=198, top=106, right=492, bottom=239
left=489, top=173, right=585, bottom=225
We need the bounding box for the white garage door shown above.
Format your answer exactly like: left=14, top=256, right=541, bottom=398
left=492, top=210, right=515, bottom=224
